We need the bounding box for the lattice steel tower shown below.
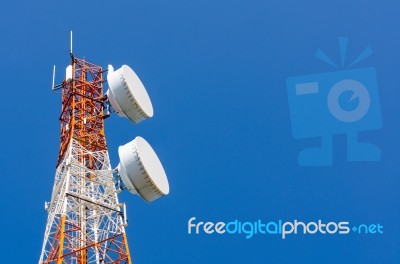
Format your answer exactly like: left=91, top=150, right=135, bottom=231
left=39, top=37, right=170, bottom=264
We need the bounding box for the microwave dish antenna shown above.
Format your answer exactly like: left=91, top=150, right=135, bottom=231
left=107, top=65, right=154, bottom=124
left=117, top=136, right=169, bottom=203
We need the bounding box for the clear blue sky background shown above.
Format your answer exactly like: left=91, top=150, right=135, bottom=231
left=0, top=0, right=399, bottom=263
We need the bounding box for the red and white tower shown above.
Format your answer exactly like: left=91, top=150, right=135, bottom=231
left=40, top=37, right=170, bottom=264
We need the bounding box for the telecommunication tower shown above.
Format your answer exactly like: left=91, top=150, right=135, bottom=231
left=39, top=33, right=170, bottom=264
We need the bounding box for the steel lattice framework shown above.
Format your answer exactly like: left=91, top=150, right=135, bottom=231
left=39, top=57, right=132, bottom=264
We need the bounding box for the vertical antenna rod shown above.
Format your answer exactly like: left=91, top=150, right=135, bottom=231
left=70, top=31, right=73, bottom=55
left=52, top=65, right=56, bottom=90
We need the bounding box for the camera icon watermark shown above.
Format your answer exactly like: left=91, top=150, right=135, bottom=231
left=286, top=38, right=382, bottom=166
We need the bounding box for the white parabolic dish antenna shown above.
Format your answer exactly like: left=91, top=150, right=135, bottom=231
left=107, top=65, right=154, bottom=124
left=118, top=136, right=169, bottom=202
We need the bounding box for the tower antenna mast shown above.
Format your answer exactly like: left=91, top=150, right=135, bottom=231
left=40, top=36, right=131, bottom=264
left=39, top=32, right=170, bottom=264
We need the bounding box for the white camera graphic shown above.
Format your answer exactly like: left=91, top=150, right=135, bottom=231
left=286, top=38, right=382, bottom=166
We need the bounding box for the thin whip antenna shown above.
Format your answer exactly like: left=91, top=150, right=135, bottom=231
left=51, top=65, right=63, bottom=91
left=70, top=31, right=73, bottom=54
left=52, top=65, right=56, bottom=90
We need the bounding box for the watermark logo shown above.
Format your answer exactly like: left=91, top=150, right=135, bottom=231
left=187, top=217, right=383, bottom=240
left=286, top=37, right=382, bottom=166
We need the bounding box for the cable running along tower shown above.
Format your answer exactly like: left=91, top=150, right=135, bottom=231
left=39, top=35, right=170, bottom=264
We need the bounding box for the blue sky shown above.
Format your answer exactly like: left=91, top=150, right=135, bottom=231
left=0, top=0, right=399, bottom=263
